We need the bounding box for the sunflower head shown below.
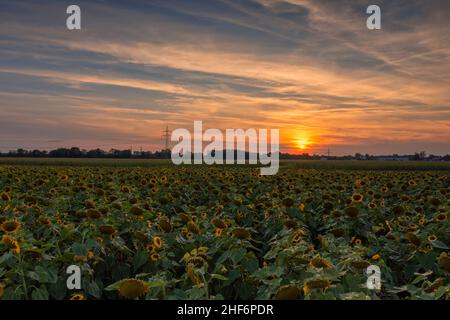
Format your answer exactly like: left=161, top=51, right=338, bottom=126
left=303, top=279, right=331, bottom=294
left=232, top=228, right=251, bottom=240
left=118, top=279, right=148, bottom=299
left=309, top=256, right=332, bottom=269
left=351, top=193, right=364, bottom=203
left=371, top=254, right=381, bottom=261
left=368, top=202, right=376, bottom=209
left=214, top=228, right=223, bottom=237
left=274, top=284, right=301, bottom=300
left=211, top=218, right=227, bottom=229
left=0, top=192, right=11, bottom=202
left=1, top=220, right=21, bottom=233
left=345, top=206, right=359, bottom=218
left=98, top=225, right=116, bottom=235
left=150, top=253, right=161, bottom=262
left=435, top=213, right=447, bottom=222
left=152, top=236, right=162, bottom=248
left=2, top=235, right=20, bottom=254
left=427, top=234, right=438, bottom=242
left=69, top=293, right=85, bottom=300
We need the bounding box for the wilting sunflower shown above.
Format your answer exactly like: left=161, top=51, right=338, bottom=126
left=98, top=225, right=116, bottom=235
left=309, top=256, right=332, bottom=269
left=345, top=206, right=359, bottom=218
left=435, top=213, right=447, bottom=222
left=187, top=221, right=200, bottom=234
left=1, top=220, right=21, bottom=233
left=158, top=216, right=172, bottom=232
left=232, top=228, right=251, bottom=240
left=118, top=279, right=149, bottom=299
left=437, top=252, right=450, bottom=272
left=211, top=217, right=227, bottom=229
left=274, top=284, right=301, bottom=300
left=350, top=260, right=370, bottom=269
left=351, top=193, right=364, bottom=203
left=69, top=293, right=85, bottom=300
left=303, top=279, right=331, bottom=295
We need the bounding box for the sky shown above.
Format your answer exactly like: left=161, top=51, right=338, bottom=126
left=0, top=0, right=449, bottom=155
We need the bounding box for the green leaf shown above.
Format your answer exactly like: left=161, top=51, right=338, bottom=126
left=87, top=281, right=101, bottom=298
left=210, top=274, right=228, bottom=281
left=430, top=240, right=449, bottom=250
left=32, top=286, right=49, bottom=300
left=146, top=280, right=165, bottom=288
left=72, top=243, right=88, bottom=256
left=229, top=248, right=246, bottom=264
left=133, top=250, right=148, bottom=272
left=28, top=266, right=50, bottom=283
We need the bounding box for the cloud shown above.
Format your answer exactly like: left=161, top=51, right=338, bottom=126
left=0, top=0, right=448, bottom=154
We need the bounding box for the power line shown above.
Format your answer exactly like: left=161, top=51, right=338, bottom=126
left=161, top=125, right=171, bottom=151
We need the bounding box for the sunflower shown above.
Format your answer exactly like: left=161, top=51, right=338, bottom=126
left=354, top=238, right=362, bottom=246
left=118, top=279, right=148, bottom=299
left=152, top=236, right=162, bottom=248
left=150, top=253, right=161, bottom=262
left=427, top=235, right=438, bottom=242
left=0, top=192, right=11, bottom=202
left=98, top=225, right=116, bottom=235
left=303, top=279, right=331, bottom=294
left=130, top=205, right=145, bottom=216
left=187, top=221, right=200, bottom=234
left=86, top=209, right=101, bottom=219
left=408, top=180, right=416, bottom=186
left=435, top=213, right=447, bottom=222
left=381, top=186, right=389, bottom=193
left=351, top=193, right=364, bottom=203
left=350, top=260, right=370, bottom=269
left=211, top=217, right=227, bottom=229
left=69, top=293, right=85, bottom=300
left=368, top=202, right=376, bottom=209
left=158, top=216, right=172, bottom=232
left=309, top=256, right=332, bottom=269
left=186, top=232, right=194, bottom=240
left=1, top=220, right=21, bottom=233
left=419, top=218, right=427, bottom=225
left=2, top=235, right=20, bottom=254
left=371, top=254, right=381, bottom=261
left=437, top=252, right=450, bottom=272
left=215, top=228, right=223, bottom=237
left=281, top=197, right=294, bottom=207
left=232, top=228, right=251, bottom=240
left=274, top=284, right=301, bottom=300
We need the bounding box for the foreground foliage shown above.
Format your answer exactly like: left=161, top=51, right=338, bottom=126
left=0, top=165, right=449, bottom=300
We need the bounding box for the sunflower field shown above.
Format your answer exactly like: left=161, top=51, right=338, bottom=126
left=0, top=163, right=449, bottom=300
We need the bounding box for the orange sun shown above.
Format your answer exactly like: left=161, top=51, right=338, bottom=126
left=296, top=137, right=310, bottom=150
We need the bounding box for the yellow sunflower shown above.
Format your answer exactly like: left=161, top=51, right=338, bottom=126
left=118, top=279, right=148, bottom=299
